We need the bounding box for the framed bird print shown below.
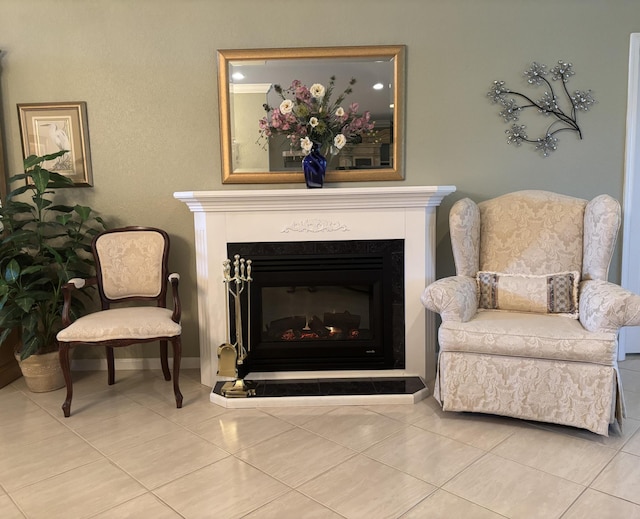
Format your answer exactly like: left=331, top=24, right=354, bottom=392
left=18, top=102, right=93, bottom=186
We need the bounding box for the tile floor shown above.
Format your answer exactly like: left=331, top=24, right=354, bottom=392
left=1, top=357, right=640, bottom=518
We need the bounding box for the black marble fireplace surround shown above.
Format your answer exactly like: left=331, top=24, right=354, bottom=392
left=227, top=239, right=405, bottom=376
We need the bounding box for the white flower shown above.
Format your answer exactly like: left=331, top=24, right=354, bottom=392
left=309, top=117, right=319, bottom=128
left=310, top=83, right=325, bottom=99
left=335, top=107, right=345, bottom=117
left=279, top=99, right=294, bottom=114
left=300, top=137, right=313, bottom=153
left=333, top=134, right=347, bottom=149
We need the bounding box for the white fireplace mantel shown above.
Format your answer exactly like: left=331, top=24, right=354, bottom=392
left=174, top=185, right=456, bottom=386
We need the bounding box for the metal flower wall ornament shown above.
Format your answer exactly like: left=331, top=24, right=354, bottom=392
left=488, top=61, right=596, bottom=157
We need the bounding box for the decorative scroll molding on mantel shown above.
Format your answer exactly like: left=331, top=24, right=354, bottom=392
left=281, top=218, right=349, bottom=233
left=173, top=185, right=456, bottom=388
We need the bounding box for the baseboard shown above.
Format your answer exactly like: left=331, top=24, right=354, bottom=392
left=70, top=357, right=200, bottom=371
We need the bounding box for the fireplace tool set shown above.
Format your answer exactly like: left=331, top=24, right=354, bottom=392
left=217, top=254, right=256, bottom=397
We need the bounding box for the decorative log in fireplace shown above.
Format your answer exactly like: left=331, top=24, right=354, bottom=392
left=266, top=311, right=363, bottom=341
left=228, top=239, right=404, bottom=375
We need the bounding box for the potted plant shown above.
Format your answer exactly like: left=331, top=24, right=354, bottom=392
left=0, top=150, right=105, bottom=391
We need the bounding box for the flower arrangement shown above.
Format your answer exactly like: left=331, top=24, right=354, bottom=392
left=258, top=76, right=375, bottom=158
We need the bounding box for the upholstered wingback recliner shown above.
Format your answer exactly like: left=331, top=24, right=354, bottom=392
left=422, top=190, right=640, bottom=435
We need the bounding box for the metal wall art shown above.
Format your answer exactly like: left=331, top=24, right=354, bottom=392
left=488, top=61, right=595, bottom=157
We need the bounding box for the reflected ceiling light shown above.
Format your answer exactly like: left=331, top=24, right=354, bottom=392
left=373, top=82, right=384, bottom=90
left=232, top=72, right=245, bottom=80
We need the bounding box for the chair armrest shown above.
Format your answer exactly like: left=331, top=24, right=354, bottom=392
left=168, top=273, right=181, bottom=323
left=61, top=277, right=97, bottom=327
left=421, top=276, right=478, bottom=322
left=579, top=279, right=640, bottom=333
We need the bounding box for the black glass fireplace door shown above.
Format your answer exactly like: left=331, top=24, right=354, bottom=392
left=237, top=253, right=395, bottom=373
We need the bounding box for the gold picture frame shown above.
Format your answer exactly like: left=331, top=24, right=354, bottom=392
left=18, top=102, right=93, bottom=187
left=217, top=45, right=405, bottom=184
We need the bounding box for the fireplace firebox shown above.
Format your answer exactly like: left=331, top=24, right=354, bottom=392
left=227, top=240, right=404, bottom=375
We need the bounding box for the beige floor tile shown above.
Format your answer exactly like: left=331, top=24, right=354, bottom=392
left=562, top=488, right=640, bottom=519
left=526, top=416, right=640, bottom=450
left=122, top=373, right=206, bottom=409
left=363, top=398, right=442, bottom=424
left=187, top=409, right=294, bottom=453
left=0, top=383, right=18, bottom=395
left=364, top=425, right=484, bottom=486
left=621, top=368, right=640, bottom=393
left=90, top=492, right=183, bottom=518
left=243, top=490, right=344, bottom=518
left=109, top=428, right=229, bottom=489
left=621, top=355, right=640, bottom=372
left=11, top=459, right=146, bottom=519
left=591, top=451, right=640, bottom=504
left=400, top=489, right=505, bottom=519
left=625, top=390, right=640, bottom=420
left=73, top=406, right=183, bottom=456
left=302, top=406, right=405, bottom=451
left=58, top=391, right=147, bottom=428
left=0, top=430, right=103, bottom=492
left=261, top=405, right=337, bottom=426
left=0, top=494, right=25, bottom=519
left=150, top=389, right=226, bottom=427
left=236, top=427, right=355, bottom=487
left=491, top=427, right=617, bottom=485
left=443, top=453, right=584, bottom=519
left=412, top=408, right=522, bottom=451
left=0, top=408, right=68, bottom=451
left=623, top=427, right=640, bottom=456
left=154, top=457, right=289, bottom=519
left=0, top=390, right=42, bottom=415
left=298, top=455, right=436, bottom=519
left=20, top=371, right=115, bottom=412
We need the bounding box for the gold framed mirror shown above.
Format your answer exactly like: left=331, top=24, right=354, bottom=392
left=217, top=45, right=405, bottom=184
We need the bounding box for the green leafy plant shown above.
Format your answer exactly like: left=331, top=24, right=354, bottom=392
left=0, top=151, right=106, bottom=360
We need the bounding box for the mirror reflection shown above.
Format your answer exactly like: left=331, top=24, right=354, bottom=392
left=217, top=46, right=405, bottom=184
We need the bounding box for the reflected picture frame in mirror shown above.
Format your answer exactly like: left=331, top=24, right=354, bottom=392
left=217, top=45, right=405, bottom=184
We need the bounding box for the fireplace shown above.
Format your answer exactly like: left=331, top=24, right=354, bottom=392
left=174, top=185, right=456, bottom=390
left=228, top=239, right=404, bottom=374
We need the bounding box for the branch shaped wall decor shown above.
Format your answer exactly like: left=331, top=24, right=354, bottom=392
left=488, top=61, right=595, bottom=157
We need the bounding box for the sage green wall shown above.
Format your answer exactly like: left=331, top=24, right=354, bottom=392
left=1, top=0, right=637, bottom=359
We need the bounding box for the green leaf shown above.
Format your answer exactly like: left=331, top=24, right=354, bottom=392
left=4, top=259, right=20, bottom=283
left=74, top=205, right=92, bottom=221
left=30, top=168, right=51, bottom=194
left=23, top=150, right=67, bottom=170
left=0, top=327, right=12, bottom=347
left=16, top=296, right=35, bottom=313
left=56, top=214, right=73, bottom=226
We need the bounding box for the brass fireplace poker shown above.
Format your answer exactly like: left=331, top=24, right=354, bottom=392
left=217, top=254, right=256, bottom=397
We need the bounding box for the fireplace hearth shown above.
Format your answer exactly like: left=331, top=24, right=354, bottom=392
left=228, top=240, right=404, bottom=375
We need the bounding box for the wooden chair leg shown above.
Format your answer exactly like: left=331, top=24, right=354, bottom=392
left=106, top=346, right=115, bottom=385
left=160, top=340, right=171, bottom=381
left=59, top=343, right=73, bottom=417
left=171, top=336, right=183, bottom=408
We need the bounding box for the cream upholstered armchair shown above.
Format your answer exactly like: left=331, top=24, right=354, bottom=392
left=57, top=227, right=183, bottom=417
left=422, top=190, right=640, bottom=436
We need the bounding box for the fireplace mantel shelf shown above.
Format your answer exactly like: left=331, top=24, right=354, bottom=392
left=174, top=185, right=456, bottom=395
left=174, top=185, right=456, bottom=213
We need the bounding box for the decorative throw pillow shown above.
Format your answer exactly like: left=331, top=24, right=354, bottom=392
left=477, top=271, right=580, bottom=318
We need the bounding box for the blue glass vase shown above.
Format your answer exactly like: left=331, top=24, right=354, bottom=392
left=302, top=142, right=327, bottom=188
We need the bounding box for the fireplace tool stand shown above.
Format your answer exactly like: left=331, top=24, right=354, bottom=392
left=217, top=254, right=256, bottom=397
